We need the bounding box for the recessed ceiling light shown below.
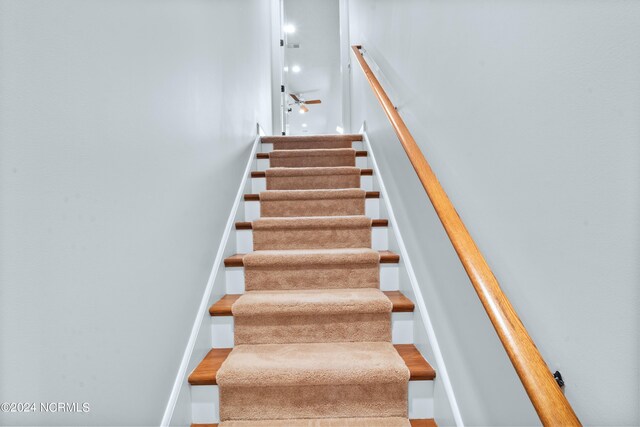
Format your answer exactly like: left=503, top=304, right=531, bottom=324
left=336, top=126, right=344, bottom=134
left=283, top=66, right=289, bottom=72
left=283, top=24, right=296, bottom=34
left=291, top=65, right=301, bottom=73
left=302, top=123, right=307, bottom=128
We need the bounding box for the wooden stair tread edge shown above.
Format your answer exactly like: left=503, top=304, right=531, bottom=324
left=251, top=169, right=372, bottom=178
left=383, top=291, right=415, bottom=312
left=209, top=294, right=241, bottom=316
left=223, top=253, right=245, bottom=267
left=257, top=150, right=368, bottom=159
left=244, top=191, right=380, bottom=201
left=394, top=344, right=436, bottom=380
left=188, top=344, right=434, bottom=386
left=224, top=250, right=399, bottom=267
left=261, top=134, right=363, bottom=143
left=235, top=218, right=388, bottom=230
left=379, top=250, right=400, bottom=264
left=187, top=348, right=232, bottom=386
left=209, top=291, right=414, bottom=316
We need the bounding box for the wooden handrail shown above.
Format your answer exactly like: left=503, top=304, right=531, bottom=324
left=351, top=45, right=580, bottom=426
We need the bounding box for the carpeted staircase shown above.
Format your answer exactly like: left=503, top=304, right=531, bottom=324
left=189, top=134, right=436, bottom=427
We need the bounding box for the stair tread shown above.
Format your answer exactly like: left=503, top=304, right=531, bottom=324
left=245, top=247, right=381, bottom=262
left=383, top=291, right=415, bottom=312
left=191, top=419, right=436, bottom=427
left=224, top=250, right=399, bottom=267
left=261, top=188, right=365, bottom=200
left=251, top=168, right=372, bottom=178
left=188, top=343, right=434, bottom=386
left=261, top=134, right=363, bottom=143
left=244, top=189, right=379, bottom=201
left=395, top=344, right=436, bottom=380
left=236, top=218, right=388, bottom=229
left=251, top=216, right=373, bottom=234
left=231, top=288, right=392, bottom=316
left=215, top=342, right=409, bottom=387
left=257, top=150, right=368, bottom=159
left=217, top=417, right=428, bottom=426
left=188, top=347, right=232, bottom=385
left=210, top=290, right=414, bottom=316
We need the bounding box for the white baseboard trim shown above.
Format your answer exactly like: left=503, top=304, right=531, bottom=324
left=361, top=128, right=464, bottom=426
left=160, top=130, right=261, bottom=426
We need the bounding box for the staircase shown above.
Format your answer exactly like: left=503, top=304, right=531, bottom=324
left=187, top=134, right=437, bottom=426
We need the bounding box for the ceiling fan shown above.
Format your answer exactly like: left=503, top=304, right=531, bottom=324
left=289, top=93, right=321, bottom=113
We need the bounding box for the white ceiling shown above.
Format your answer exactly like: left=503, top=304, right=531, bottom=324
left=283, top=0, right=342, bottom=135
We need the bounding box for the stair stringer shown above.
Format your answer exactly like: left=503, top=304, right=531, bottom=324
left=161, top=131, right=262, bottom=427
left=361, top=128, right=464, bottom=427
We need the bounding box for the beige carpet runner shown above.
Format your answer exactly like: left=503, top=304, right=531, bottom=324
left=218, top=417, right=411, bottom=427
left=216, top=136, right=411, bottom=425
left=269, top=148, right=356, bottom=168
left=232, top=288, right=392, bottom=345
left=243, top=248, right=380, bottom=291
left=260, top=189, right=366, bottom=217
left=252, top=216, right=372, bottom=250
left=270, top=136, right=353, bottom=151
left=265, top=166, right=361, bottom=190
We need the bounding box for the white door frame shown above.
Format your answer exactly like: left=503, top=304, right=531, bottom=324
left=270, top=0, right=286, bottom=135
left=339, top=0, right=352, bottom=133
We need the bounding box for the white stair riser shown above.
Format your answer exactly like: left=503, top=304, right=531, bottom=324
left=260, top=141, right=365, bottom=153
left=244, top=198, right=380, bottom=222
left=191, top=385, right=220, bottom=424
left=391, top=312, right=414, bottom=345
left=236, top=226, right=388, bottom=253
left=251, top=176, right=373, bottom=193
left=211, top=316, right=234, bottom=349
left=225, top=263, right=399, bottom=294
left=191, top=378, right=432, bottom=424
left=409, top=380, right=435, bottom=419
left=210, top=312, right=413, bottom=348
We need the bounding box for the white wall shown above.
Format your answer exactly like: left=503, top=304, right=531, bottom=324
left=348, top=1, right=640, bottom=426
left=0, top=0, right=271, bottom=425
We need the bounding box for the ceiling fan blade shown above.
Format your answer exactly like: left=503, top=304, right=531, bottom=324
left=300, top=104, right=309, bottom=113
left=289, top=93, right=301, bottom=102
left=303, top=100, right=322, bottom=104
